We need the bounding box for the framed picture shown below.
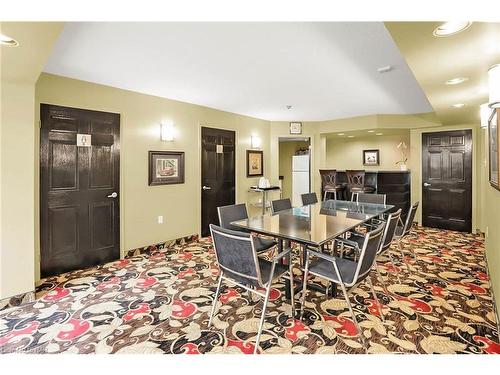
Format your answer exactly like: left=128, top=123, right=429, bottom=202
left=148, top=151, right=185, bottom=186
left=363, top=149, right=380, bottom=166
left=489, top=109, right=499, bottom=190
left=247, top=150, right=263, bottom=177
left=289, top=122, right=302, bottom=134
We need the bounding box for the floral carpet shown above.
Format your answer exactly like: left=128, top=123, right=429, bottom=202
left=0, top=226, right=499, bottom=354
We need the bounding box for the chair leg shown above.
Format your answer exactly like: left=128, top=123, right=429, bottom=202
left=254, top=283, right=272, bottom=354
left=300, top=254, right=310, bottom=320
left=375, top=263, right=389, bottom=294
left=323, top=191, right=328, bottom=201
left=387, top=250, right=402, bottom=284
left=208, top=273, right=224, bottom=327
left=367, top=275, right=385, bottom=323
left=338, top=281, right=367, bottom=351
left=333, top=190, right=337, bottom=201
left=288, top=255, right=296, bottom=318
left=398, top=240, right=411, bottom=272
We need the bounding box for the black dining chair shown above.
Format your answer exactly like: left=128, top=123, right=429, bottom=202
left=217, top=203, right=277, bottom=254
left=208, top=224, right=295, bottom=354
left=394, top=202, right=420, bottom=268
left=271, top=198, right=292, bottom=214
left=300, top=223, right=386, bottom=350
left=301, top=192, right=318, bottom=206
left=355, top=193, right=386, bottom=205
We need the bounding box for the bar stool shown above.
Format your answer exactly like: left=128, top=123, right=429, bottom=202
left=346, top=170, right=375, bottom=201
left=319, top=169, right=345, bottom=201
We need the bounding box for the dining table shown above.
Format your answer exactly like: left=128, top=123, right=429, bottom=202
left=232, top=199, right=394, bottom=299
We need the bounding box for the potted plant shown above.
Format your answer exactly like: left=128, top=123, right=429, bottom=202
left=395, top=141, right=408, bottom=170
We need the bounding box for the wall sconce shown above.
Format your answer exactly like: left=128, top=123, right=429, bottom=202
left=251, top=135, right=262, bottom=149
left=480, top=103, right=490, bottom=128
left=489, top=64, right=500, bottom=108
left=161, top=122, right=174, bottom=141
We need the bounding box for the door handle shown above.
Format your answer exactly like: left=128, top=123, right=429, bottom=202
left=202, top=186, right=212, bottom=191
left=423, top=182, right=431, bottom=187
left=107, top=192, right=118, bottom=198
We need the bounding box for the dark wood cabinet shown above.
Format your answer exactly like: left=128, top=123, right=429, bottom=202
left=322, top=170, right=411, bottom=220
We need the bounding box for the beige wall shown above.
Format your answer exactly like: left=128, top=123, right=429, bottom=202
left=480, top=127, right=500, bottom=318
left=325, top=133, right=410, bottom=171
left=35, top=73, right=271, bottom=280
left=278, top=140, right=310, bottom=199
left=0, top=22, right=63, bottom=299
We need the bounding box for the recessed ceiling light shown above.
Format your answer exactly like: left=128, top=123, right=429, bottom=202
left=433, top=21, right=472, bottom=37
left=451, top=103, right=466, bottom=108
left=0, top=33, right=19, bottom=47
left=337, top=133, right=345, bottom=136
left=377, top=65, right=393, bottom=73
left=347, top=135, right=355, bottom=138
left=445, top=77, right=469, bottom=85
left=367, top=130, right=375, bottom=133
left=376, top=133, right=383, bottom=136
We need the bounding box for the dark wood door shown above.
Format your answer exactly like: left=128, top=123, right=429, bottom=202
left=422, top=130, right=472, bottom=232
left=201, top=127, right=235, bottom=237
left=40, top=104, right=120, bottom=277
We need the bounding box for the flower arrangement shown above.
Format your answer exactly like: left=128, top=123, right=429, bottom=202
left=396, top=141, right=408, bottom=169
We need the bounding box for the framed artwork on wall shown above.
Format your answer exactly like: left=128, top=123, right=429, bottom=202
left=363, top=149, right=380, bottom=166
left=247, top=150, right=263, bottom=177
left=148, top=151, right=185, bottom=185
left=289, top=122, right=302, bottom=134
left=489, top=109, right=499, bottom=190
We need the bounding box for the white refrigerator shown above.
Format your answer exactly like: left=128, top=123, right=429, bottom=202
left=292, top=154, right=310, bottom=206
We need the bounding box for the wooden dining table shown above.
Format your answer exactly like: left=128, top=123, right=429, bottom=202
left=232, top=199, right=394, bottom=298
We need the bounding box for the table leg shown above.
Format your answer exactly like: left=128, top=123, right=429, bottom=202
left=281, top=239, right=292, bottom=300
left=262, top=190, right=267, bottom=215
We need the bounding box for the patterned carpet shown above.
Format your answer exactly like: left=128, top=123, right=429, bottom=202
left=0, top=226, right=499, bottom=354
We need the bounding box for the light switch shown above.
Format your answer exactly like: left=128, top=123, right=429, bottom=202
left=158, top=215, right=164, bottom=224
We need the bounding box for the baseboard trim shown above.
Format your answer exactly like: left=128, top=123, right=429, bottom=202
left=483, top=249, right=500, bottom=342
left=0, top=290, right=35, bottom=313
left=125, top=234, right=199, bottom=258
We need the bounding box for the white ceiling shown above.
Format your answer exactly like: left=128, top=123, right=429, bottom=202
left=44, top=22, right=433, bottom=121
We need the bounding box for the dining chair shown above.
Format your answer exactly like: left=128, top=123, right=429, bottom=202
left=355, top=193, right=386, bottom=205
left=394, top=202, right=420, bottom=268
left=346, top=170, right=375, bottom=201
left=319, top=169, right=344, bottom=201
left=347, top=209, right=403, bottom=291
left=271, top=198, right=292, bottom=214
left=208, top=224, right=295, bottom=354
left=301, top=192, right=318, bottom=206
left=300, top=223, right=386, bottom=350
left=217, top=203, right=277, bottom=254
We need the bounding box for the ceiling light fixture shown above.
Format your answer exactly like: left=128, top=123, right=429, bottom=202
left=0, top=33, right=19, bottom=47
left=451, top=103, right=466, bottom=108
left=377, top=65, right=393, bottom=73
left=367, top=130, right=375, bottom=133
left=433, top=21, right=472, bottom=37
left=347, top=135, right=355, bottom=138
left=445, top=77, right=468, bottom=85
left=376, top=133, right=383, bottom=136
left=286, top=105, right=292, bottom=110
left=488, top=64, right=500, bottom=108
left=337, top=133, right=345, bottom=136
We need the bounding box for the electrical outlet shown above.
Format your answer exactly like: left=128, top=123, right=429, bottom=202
left=158, top=215, right=164, bottom=224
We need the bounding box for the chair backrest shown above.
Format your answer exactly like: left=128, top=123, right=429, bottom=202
left=301, top=192, right=318, bottom=206
left=271, top=198, right=292, bottom=214
left=356, top=193, right=386, bottom=205
left=319, top=169, right=337, bottom=188
left=209, top=224, right=262, bottom=287
left=403, top=201, right=419, bottom=236
left=379, top=209, right=402, bottom=254
left=217, top=203, right=249, bottom=232
left=346, top=170, right=365, bottom=187
left=350, top=223, right=385, bottom=286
